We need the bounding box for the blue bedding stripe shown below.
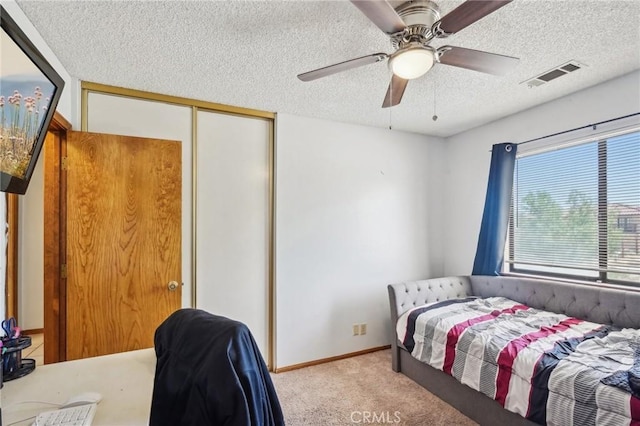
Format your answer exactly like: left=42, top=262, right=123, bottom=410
left=527, top=326, right=614, bottom=425
left=402, top=297, right=476, bottom=353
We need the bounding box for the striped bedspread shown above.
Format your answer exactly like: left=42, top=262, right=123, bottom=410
left=396, top=297, right=640, bottom=426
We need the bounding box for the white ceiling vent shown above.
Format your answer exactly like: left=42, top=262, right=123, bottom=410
left=522, top=61, right=586, bottom=88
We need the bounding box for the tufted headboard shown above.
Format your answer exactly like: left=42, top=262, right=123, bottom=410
left=387, top=276, right=473, bottom=322
left=470, top=275, right=640, bottom=329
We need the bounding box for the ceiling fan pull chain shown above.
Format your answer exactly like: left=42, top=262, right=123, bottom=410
left=432, top=84, right=438, bottom=122
left=388, top=96, right=392, bottom=130
left=389, top=69, right=393, bottom=129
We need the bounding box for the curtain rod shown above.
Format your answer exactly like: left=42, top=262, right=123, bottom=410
left=517, top=112, right=640, bottom=146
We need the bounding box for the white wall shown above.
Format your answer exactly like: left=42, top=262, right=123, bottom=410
left=443, top=70, right=640, bottom=276
left=2, top=0, right=77, bottom=329
left=275, top=113, right=445, bottom=367
left=18, top=158, right=44, bottom=329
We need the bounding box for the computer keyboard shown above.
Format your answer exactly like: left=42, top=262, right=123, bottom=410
left=33, top=403, right=97, bottom=426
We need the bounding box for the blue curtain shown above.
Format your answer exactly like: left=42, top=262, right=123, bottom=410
left=472, top=143, right=518, bottom=276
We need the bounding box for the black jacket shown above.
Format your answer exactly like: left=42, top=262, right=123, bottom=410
left=150, top=309, right=285, bottom=425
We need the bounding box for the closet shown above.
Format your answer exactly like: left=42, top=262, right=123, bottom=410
left=83, top=83, right=274, bottom=365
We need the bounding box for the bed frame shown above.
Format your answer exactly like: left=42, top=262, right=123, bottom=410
left=387, top=275, right=640, bottom=426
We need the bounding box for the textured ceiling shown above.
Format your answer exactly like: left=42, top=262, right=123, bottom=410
left=15, top=0, right=640, bottom=137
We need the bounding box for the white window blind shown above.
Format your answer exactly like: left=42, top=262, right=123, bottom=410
left=508, top=130, right=640, bottom=285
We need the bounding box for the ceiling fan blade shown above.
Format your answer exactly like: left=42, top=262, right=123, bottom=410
left=436, top=0, right=512, bottom=35
left=382, top=75, right=408, bottom=108
left=298, top=53, right=388, bottom=82
left=437, top=46, right=519, bottom=75
left=350, top=0, right=406, bottom=35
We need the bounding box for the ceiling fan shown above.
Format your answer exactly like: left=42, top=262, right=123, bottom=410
left=297, top=0, right=519, bottom=108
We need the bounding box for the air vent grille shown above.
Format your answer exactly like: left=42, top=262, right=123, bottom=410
left=538, top=69, right=568, bottom=82
left=522, top=61, right=585, bottom=88
left=561, top=63, right=581, bottom=72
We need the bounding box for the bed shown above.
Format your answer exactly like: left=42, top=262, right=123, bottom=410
left=387, top=275, right=640, bottom=426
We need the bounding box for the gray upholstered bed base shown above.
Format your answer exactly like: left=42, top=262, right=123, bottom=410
left=387, top=275, right=640, bottom=426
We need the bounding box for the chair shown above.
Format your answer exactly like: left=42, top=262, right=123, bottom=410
left=150, top=309, right=285, bottom=425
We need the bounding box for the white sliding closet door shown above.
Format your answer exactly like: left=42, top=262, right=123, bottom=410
left=196, top=111, right=270, bottom=358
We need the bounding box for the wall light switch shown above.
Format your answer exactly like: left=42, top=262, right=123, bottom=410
left=352, top=324, right=360, bottom=336
left=360, top=323, right=367, bottom=335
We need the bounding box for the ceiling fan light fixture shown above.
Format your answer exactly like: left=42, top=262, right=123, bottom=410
left=389, top=45, right=434, bottom=80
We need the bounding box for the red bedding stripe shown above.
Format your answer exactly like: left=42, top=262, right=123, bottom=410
left=442, top=304, right=529, bottom=375
left=494, top=317, right=583, bottom=407
left=631, top=395, right=640, bottom=424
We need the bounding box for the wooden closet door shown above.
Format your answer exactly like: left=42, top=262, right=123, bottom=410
left=65, top=130, right=181, bottom=360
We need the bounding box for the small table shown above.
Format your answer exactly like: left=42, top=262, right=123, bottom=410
left=2, top=348, right=156, bottom=425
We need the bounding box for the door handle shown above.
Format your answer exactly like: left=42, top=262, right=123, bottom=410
left=168, top=281, right=179, bottom=292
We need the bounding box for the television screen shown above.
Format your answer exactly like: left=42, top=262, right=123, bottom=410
left=1, top=5, right=64, bottom=194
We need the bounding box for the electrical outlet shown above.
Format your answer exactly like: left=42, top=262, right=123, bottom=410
left=360, top=323, right=367, bottom=335
left=352, top=324, right=360, bottom=336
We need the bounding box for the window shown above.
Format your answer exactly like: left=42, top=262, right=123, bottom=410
left=508, top=130, right=640, bottom=285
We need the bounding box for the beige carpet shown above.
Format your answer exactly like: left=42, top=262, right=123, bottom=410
left=271, top=349, right=477, bottom=426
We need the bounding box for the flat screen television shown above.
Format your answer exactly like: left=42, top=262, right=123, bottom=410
left=1, top=5, right=64, bottom=194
